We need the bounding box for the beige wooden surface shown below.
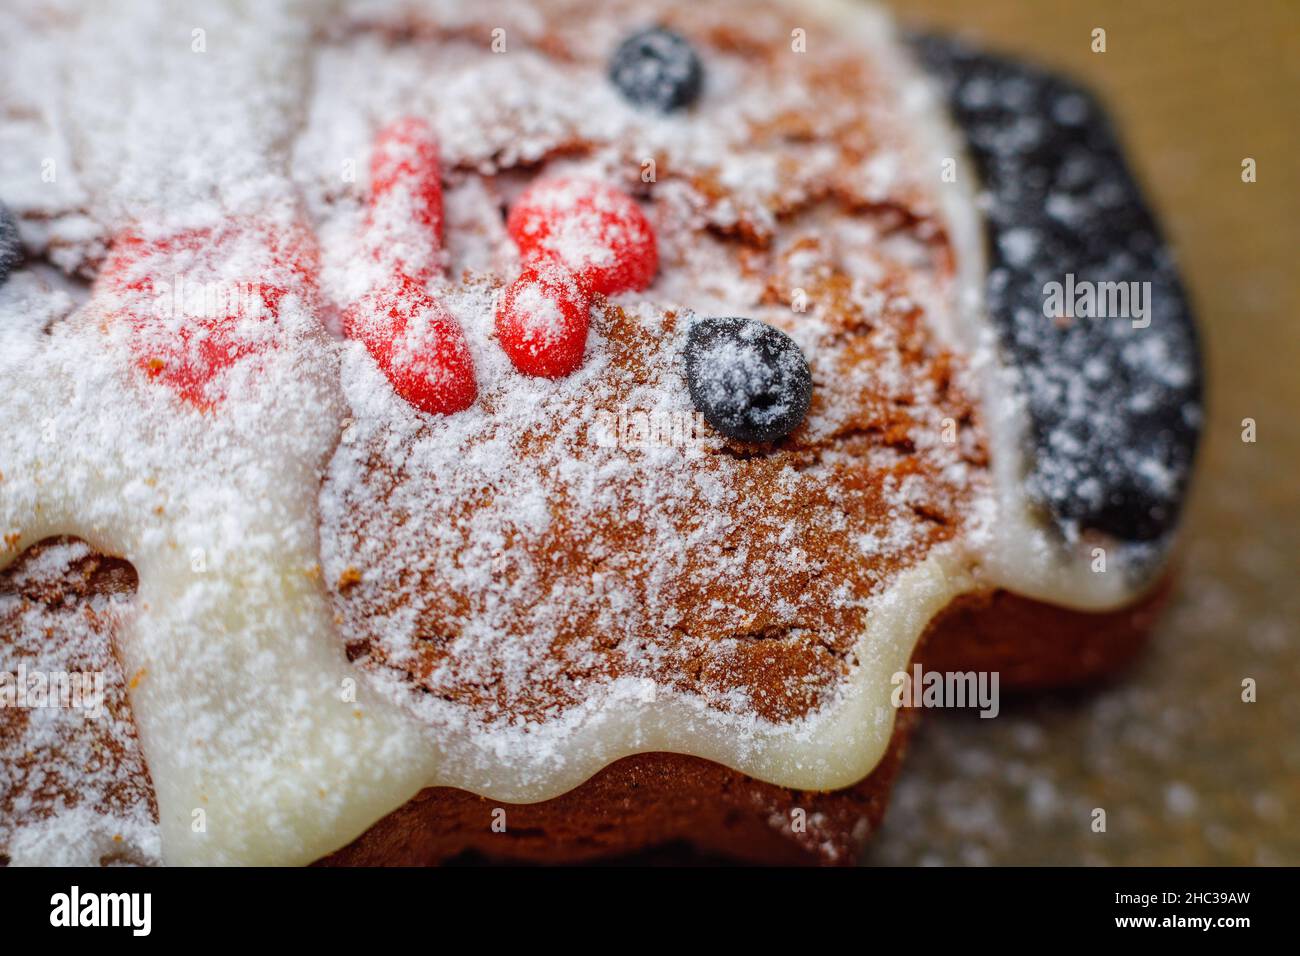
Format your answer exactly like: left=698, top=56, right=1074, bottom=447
left=865, top=0, right=1299, bottom=865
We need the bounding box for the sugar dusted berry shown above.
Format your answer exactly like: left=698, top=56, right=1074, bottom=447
left=344, top=273, right=477, bottom=415
left=495, top=264, right=592, bottom=378
left=344, top=118, right=478, bottom=415
left=685, top=317, right=813, bottom=443
left=609, top=26, right=703, bottom=113
left=506, top=178, right=657, bottom=296
left=366, top=117, right=444, bottom=285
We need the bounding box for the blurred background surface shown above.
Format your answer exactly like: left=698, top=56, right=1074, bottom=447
left=865, top=0, right=1298, bottom=865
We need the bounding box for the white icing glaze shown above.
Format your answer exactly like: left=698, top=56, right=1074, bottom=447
left=0, top=0, right=1166, bottom=865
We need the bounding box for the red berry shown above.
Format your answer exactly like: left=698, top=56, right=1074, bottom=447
left=344, top=119, right=477, bottom=415
left=506, top=178, right=656, bottom=296
left=366, top=117, right=444, bottom=285
left=344, top=273, right=476, bottom=415
left=495, top=265, right=592, bottom=378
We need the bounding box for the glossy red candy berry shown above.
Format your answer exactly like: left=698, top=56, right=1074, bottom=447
left=506, top=178, right=656, bottom=296
left=344, top=273, right=476, bottom=415
left=495, top=264, right=592, bottom=378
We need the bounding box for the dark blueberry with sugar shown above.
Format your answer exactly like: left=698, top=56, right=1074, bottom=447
left=0, top=201, right=21, bottom=287
left=685, top=317, right=813, bottom=444
left=609, top=26, right=703, bottom=112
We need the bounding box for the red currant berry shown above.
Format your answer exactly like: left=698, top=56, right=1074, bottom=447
left=507, top=178, right=656, bottom=296
left=495, top=264, right=592, bottom=378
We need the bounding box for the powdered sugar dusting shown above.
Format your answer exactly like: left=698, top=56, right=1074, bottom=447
left=509, top=280, right=569, bottom=344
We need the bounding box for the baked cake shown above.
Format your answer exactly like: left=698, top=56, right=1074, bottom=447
left=0, top=0, right=1201, bottom=865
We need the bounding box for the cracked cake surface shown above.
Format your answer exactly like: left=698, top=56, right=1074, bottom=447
left=307, top=0, right=988, bottom=733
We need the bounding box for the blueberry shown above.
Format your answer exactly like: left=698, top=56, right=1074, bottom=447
left=0, top=202, right=20, bottom=287
left=685, top=317, right=812, bottom=443
left=609, top=27, right=703, bottom=112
